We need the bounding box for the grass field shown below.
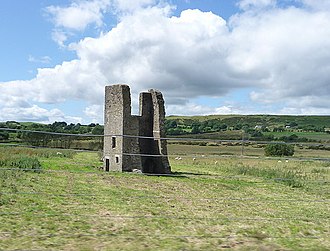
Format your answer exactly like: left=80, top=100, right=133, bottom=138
left=168, top=142, right=330, bottom=159
left=264, top=131, right=330, bottom=142
left=0, top=146, right=330, bottom=250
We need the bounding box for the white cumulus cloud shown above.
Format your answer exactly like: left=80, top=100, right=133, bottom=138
left=2, top=0, right=330, bottom=123
left=45, top=0, right=161, bottom=46
left=28, top=55, right=52, bottom=64
left=238, top=0, right=276, bottom=10
left=300, top=0, right=330, bottom=10
left=51, top=29, right=70, bottom=47
left=111, top=0, right=156, bottom=13
left=84, top=104, right=103, bottom=122
left=46, top=0, right=111, bottom=31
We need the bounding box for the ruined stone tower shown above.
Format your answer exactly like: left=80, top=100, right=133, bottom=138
left=103, top=84, right=171, bottom=174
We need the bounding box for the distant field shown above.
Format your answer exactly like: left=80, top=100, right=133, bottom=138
left=169, top=130, right=243, bottom=140
left=264, top=131, right=330, bottom=142
left=167, top=114, right=239, bottom=121
left=168, top=142, right=330, bottom=159
left=1, top=146, right=329, bottom=250
left=168, top=130, right=330, bottom=143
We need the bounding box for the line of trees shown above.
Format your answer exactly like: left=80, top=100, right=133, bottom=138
left=0, top=121, right=104, bottom=150
left=0, top=121, right=104, bottom=135
left=165, top=119, right=229, bottom=135
left=1, top=116, right=329, bottom=146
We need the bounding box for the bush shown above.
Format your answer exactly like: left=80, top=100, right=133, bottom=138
left=279, top=134, right=299, bottom=142
left=264, top=144, right=294, bottom=157
left=0, top=131, right=9, bottom=140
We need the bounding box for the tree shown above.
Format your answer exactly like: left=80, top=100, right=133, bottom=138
left=250, top=131, right=264, bottom=139
left=165, top=120, right=178, bottom=133
left=167, top=127, right=184, bottom=135
left=20, top=131, right=51, bottom=147
left=0, top=131, right=9, bottom=140
left=6, top=121, right=20, bottom=129
left=265, top=144, right=294, bottom=157
left=191, top=125, right=201, bottom=134
left=91, top=125, right=104, bottom=135
left=289, top=122, right=298, bottom=127
left=279, top=134, right=299, bottom=142
left=234, top=123, right=243, bottom=130
left=273, top=127, right=284, bottom=132
left=50, top=121, right=67, bottom=132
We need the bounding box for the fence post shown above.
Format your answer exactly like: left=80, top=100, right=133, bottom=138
left=241, top=130, right=245, bottom=157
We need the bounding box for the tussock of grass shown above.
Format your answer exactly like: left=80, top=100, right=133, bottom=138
left=225, top=163, right=306, bottom=188
left=0, top=147, right=76, bottom=172
left=0, top=155, right=42, bottom=172
left=0, top=146, right=76, bottom=158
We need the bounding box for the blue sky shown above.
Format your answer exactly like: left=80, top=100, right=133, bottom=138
left=1, top=0, right=330, bottom=124
left=1, top=1, right=81, bottom=81
left=0, top=0, right=238, bottom=81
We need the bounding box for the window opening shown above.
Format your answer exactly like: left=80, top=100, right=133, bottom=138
left=112, top=136, right=116, bottom=148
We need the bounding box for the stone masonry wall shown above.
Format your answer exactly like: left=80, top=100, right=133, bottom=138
left=103, top=84, right=171, bottom=174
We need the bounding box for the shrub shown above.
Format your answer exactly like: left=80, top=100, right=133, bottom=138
left=0, top=131, right=9, bottom=140
left=264, top=144, right=294, bottom=157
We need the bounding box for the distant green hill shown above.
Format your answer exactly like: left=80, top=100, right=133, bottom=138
left=166, top=114, right=330, bottom=128
left=165, top=115, right=330, bottom=142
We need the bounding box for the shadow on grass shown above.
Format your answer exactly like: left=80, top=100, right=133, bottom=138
left=142, top=171, right=214, bottom=179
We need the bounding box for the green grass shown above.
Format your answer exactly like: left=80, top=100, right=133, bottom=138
left=0, top=146, right=330, bottom=250
left=168, top=142, right=330, bottom=159
left=264, top=131, right=330, bottom=142
left=170, top=130, right=243, bottom=140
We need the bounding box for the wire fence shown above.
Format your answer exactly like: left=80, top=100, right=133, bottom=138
left=1, top=166, right=329, bottom=185
left=1, top=127, right=330, bottom=162
left=1, top=128, right=330, bottom=183
left=1, top=191, right=329, bottom=203
left=0, top=231, right=323, bottom=240
left=2, top=127, right=330, bottom=146
left=1, top=211, right=329, bottom=222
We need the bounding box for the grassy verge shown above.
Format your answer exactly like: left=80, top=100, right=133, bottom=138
left=0, top=146, right=329, bottom=250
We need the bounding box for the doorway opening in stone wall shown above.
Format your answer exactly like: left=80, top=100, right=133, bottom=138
left=105, top=158, right=110, bottom=171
